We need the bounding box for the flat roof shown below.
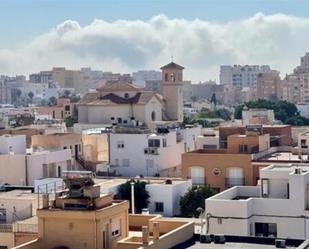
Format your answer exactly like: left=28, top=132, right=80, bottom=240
left=257, top=152, right=301, bottom=162
left=0, top=190, right=37, bottom=200
left=94, top=177, right=189, bottom=188
left=265, top=164, right=309, bottom=172
left=185, top=242, right=291, bottom=248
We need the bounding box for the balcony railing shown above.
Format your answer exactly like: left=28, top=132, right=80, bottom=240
left=225, top=178, right=245, bottom=188
left=0, top=224, right=12, bottom=233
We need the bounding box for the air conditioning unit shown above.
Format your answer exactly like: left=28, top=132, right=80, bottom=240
left=213, top=235, right=225, bottom=244
left=275, top=239, right=286, bottom=248
left=200, top=234, right=212, bottom=244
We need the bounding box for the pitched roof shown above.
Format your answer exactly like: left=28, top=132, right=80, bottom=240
left=78, top=91, right=162, bottom=106
left=96, top=81, right=140, bottom=92
left=160, top=62, right=184, bottom=70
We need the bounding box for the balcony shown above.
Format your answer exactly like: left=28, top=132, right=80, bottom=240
left=225, top=177, right=245, bottom=188
left=0, top=224, right=12, bottom=233
left=144, top=147, right=159, bottom=155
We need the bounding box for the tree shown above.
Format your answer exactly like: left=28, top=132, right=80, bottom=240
left=63, top=90, right=71, bottom=98
left=28, top=91, right=34, bottom=103
left=234, top=99, right=298, bottom=124
left=117, top=179, right=150, bottom=213
left=215, top=108, right=231, bottom=121
left=12, top=89, right=22, bottom=106
left=69, top=94, right=80, bottom=103
left=180, top=185, right=217, bottom=218
left=49, top=96, right=57, bottom=106
left=64, top=116, right=76, bottom=127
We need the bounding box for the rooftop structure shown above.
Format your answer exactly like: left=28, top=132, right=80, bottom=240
left=14, top=171, right=194, bottom=249
left=205, top=163, right=309, bottom=240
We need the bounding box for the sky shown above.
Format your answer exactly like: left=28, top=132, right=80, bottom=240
left=1, top=0, right=309, bottom=81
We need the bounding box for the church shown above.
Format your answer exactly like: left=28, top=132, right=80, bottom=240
left=77, top=62, right=185, bottom=126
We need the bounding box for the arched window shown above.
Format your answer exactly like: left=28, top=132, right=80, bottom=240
left=151, top=111, right=156, bottom=121
left=170, top=73, right=175, bottom=82
left=165, top=73, right=169, bottom=81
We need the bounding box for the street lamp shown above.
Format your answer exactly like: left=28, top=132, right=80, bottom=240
left=131, top=181, right=135, bottom=214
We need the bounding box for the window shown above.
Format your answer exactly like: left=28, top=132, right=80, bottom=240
left=261, top=179, right=269, bottom=197
left=57, top=166, right=62, bottom=177
left=111, top=218, right=121, bottom=237
left=114, top=159, right=119, bottom=166
left=155, top=202, right=164, bottom=212
left=124, top=93, right=129, bottom=99
left=151, top=111, right=156, bottom=121
left=117, top=141, right=124, bottom=148
left=0, top=208, right=6, bottom=224
left=255, top=223, right=277, bottom=237
left=165, top=73, right=168, bottom=81
left=170, top=73, right=175, bottom=82
left=122, top=159, right=130, bottom=167
left=148, top=139, right=160, bottom=148
left=301, top=139, right=308, bottom=148
left=239, top=144, right=248, bottom=153
left=65, top=105, right=70, bottom=111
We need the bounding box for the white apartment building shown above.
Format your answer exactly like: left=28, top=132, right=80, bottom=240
left=146, top=178, right=192, bottom=216
left=0, top=134, right=73, bottom=185
left=220, top=65, right=271, bottom=88
left=0, top=148, right=73, bottom=186
left=205, top=163, right=309, bottom=239
left=109, top=126, right=201, bottom=177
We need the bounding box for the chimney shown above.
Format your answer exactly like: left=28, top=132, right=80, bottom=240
left=42, top=194, right=49, bottom=209
left=142, top=226, right=149, bottom=245
left=153, top=221, right=160, bottom=240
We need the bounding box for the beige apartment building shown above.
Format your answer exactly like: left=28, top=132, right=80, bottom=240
left=256, top=71, right=283, bottom=101
left=182, top=130, right=270, bottom=191
left=52, top=67, right=86, bottom=92
left=31, top=133, right=82, bottom=160
left=14, top=172, right=194, bottom=249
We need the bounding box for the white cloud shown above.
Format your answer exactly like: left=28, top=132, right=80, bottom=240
left=0, top=13, right=309, bottom=82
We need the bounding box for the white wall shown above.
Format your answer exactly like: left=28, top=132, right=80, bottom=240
left=26, top=149, right=72, bottom=185
left=146, top=180, right=192, bottom=217
left=0, top=135, right=26, bottom=154
left=0, top=154, right=26, bottom=185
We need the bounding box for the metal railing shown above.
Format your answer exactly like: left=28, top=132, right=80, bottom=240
left=0, top=224, right=12, bottom=233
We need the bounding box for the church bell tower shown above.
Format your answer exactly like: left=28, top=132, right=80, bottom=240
left=160, top=61, right=184, bottom=122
